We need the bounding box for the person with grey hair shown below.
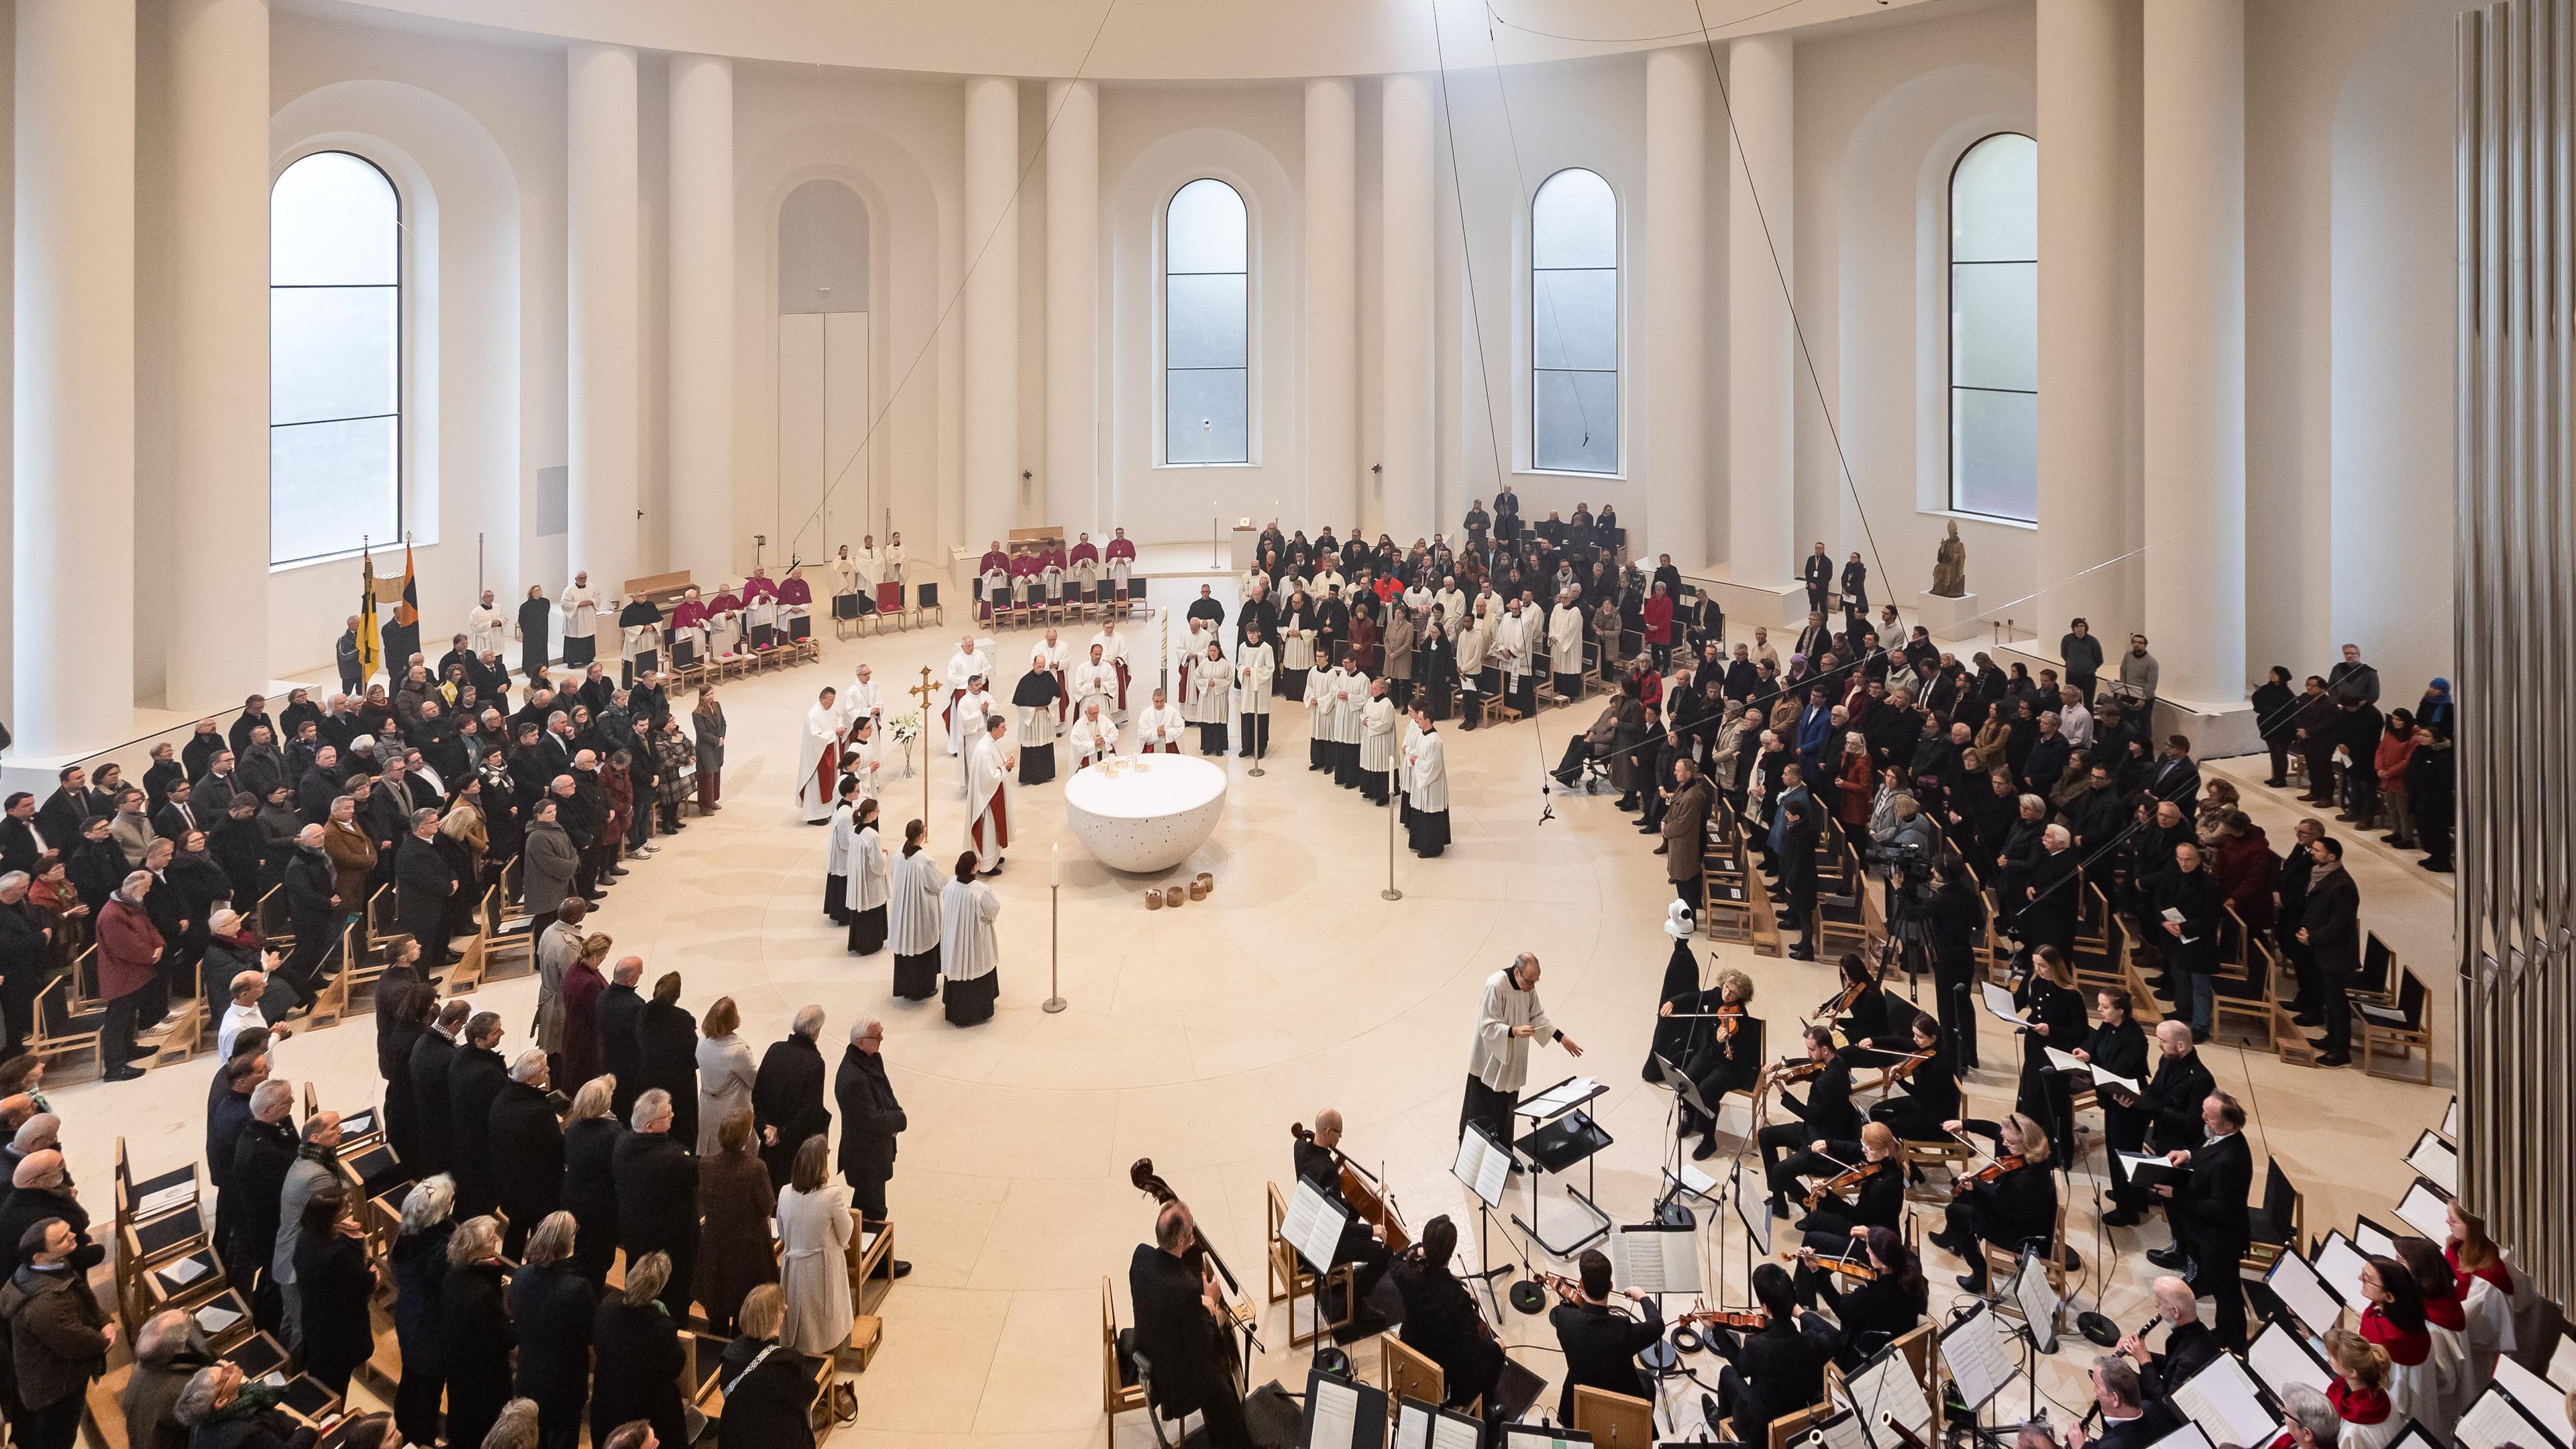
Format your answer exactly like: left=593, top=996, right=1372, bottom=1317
left=390, top=1175, right=457, bottom=1444
left=117, top=1308, right=213, bottom=1449
left=833, top=1017, right=911, bottom=1280
left=491, top=1049, right=563, bottom=1260
left=613, top=1089, right=699, bottom=1320
left=0, top=1112, right=58, bottom=1185
left=508, top=1212, right=594, bottom=1449
left=439, top=1216, right=515, bottom=1449
left=2064, top=1352, right=2171, bottom=1449
left=223, top=1080, right=298, bottom=1334
left=0, top=869, right=44, bottom=1062
left=752, top=1006, right=831, bottom=1189
left=174, top=1361, right=315, bottom=1449
left=272, top=1111, right=343, bottom=1350
left=2277, top=1382, right=2342, bottom=1449
left=480, top=1399, right=541, bottom=1449
left=396, top=804, right=458, bottom=969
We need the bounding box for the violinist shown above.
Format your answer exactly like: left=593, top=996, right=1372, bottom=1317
left=1794, top=1224, right=1926, bottom=1368
left=1549, top=1247, right=1664, bottom=1424
left=1128, top=1200, right=1250, bottom=1448
left=1827, top=951, right=1898, bottom=1049
left=1774, top=1122, right=1904, bottom=1244
left=1926, top=1112, right=2055, bottom=1295
left=1390, top=1216, right=1505, bottom=1414
left=1660, top=968, right=1760, bottom=1161
left=2069, top=986, right=2149, bottom=1177
left=1865, top=1014, right=1958, bottom=1142
left=1756, top=1026, right=1860, bottom=1217
left=1706, top=1263, right=1841, bottom=1444
left=1290, top=1110, right=1394, bottom=1308
left=2013, top=945, right=2090, bottom=1163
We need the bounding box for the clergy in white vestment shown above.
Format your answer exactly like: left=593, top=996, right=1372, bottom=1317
left=938, top=853, right=1003, bottom=1025
left=1495, top=598, right=1542, bottom=716
left=1186, top=643, right=1232, bottom=755
left=1432, top=582, right=1467, bottom=629
left=839, top=663, right=885, bottom=734
left=1036, top=628, right=1071, bottom=722
left=1358, top=678, right=1400, bottom=803
left=1067, top=702, right=1120, bottom=771
left=666, top=588, right=711, bottom=667
left=1012, top=651, right=1061, bottom=786
left=1134, top=688, right=1185, bottom=754
left=963, top=715, right=1015, bottom=875
left=889, top=822, right=944, bottom=1000
left=561, top=572, right=605, bottom=667
left=824, top=778, right=861, bottom=924
left=1458, top=953, right=1583, bottom=1156
left=1548, top=588, right=1587, bottom=702
left=1234, top=625, right=1277, bottom=761
left=618, top=593, right=664, bottom=682
left=954, top=681, right=996, bottom=794
left=845, top=798, right=890, bottom=955
left=743, top=575, right=781, bottom=649
left=1453, top=616, right=1491, bottom=728
left=1301, top=661, right=1336, bottom=772
left=1069, top=645, right=1118, bottom=723
left=979, top=564, right=1008, bottom=623
left=1087, top=623, right=1130, bottom=716
left=796, top=688, right=844, bottom=824
left=1330, top=663, right=1369, bottom=789
left=828, top=545, right=863, bottom=602
left=466, top=590, right=511, bottom=657
left=706, top=582, right=746, bottom=658
left=1403, top=705, right=1450, bottom=857
left=851, top=541, right=881, bottom=606
left=884, top=533, right=909, bottom=591
left=942, top=637, right=991, bottom=754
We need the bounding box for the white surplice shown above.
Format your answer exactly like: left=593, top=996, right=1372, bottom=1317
left=888, top=848, right=943, bottom=955
left=938, top=878, right=1002, bottom=981
left=943, top=645, right=992, bottom=753
left=1359, top=696, right=1400, bottom=774
left=847, top=822, right=890, bottom=912
left=1134, top=703, right=1185, bottom=752
left=1405, top=727, right=1449, bottom=812
left=467, top=604, right=510, bottom=657
left=964, top=731, right=1011, bottom=870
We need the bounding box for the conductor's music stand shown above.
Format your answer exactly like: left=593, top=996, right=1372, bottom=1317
left=1512, top=1106, right=1614, bottom=1258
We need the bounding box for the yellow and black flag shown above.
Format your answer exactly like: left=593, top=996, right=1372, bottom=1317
left=357, top=554, right=384, bottom=684
left=383, top=541, right=421, bottom=666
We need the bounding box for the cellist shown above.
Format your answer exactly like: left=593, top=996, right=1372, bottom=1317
left=1289, top=1109, right=1394, bottom=1311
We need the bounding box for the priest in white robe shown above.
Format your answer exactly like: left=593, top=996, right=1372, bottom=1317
left=1087, top=623, right=1130, bottom=716
left=796, top=689, right=844, bottom=824
left=1069, top=645, right=1118, bottom=724
left=1134, top=688, right=1185, bottom=755
left=1403, top=706, right=1450, bottom=857
left=828, top=544, right=863, bottom=606
left=1494, top=598, right=1540, bottom=717
left=561, top=572, right=605, bottom=667
left=938, top=854, right=1002, bottom=1025
left=979, top=563, right=1009, bottom=625
left=963, top=715, right=1015, bottom=875
left=1036, top=627, right=1071, bottom=722
left=1454, top=615, right=1490, bottom=730
left=1548, top=588, right=1587, bottom=704
left=954, top=680, right=996, bottom=795
left=845, top=798, right=889, bottom=955
left=942, top=637, right=991, bottom=754
left=1234, top=624, right=1278, bottom=760
left=466, top=590, right=511, bottom=657
left=851, top=540, right=882, bottom=613
left=824, top=778, right=861, bottom=924
left=890, top=821, right=943, bottom=1000
left=1068, top=701, right=1120, bottom=771
left=1358, top=678, right=1400, bottom=804
left=1432, top=580, right=1468, bottom=631
left=839, top=663, right=885, bottom=735
left=1186, top=643, right=1232, bottom=754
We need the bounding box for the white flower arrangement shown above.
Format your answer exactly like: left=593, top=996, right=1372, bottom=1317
left=886, top=711, right=924, bottom=744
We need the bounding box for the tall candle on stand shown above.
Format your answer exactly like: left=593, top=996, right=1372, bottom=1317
left=1053, top=841, right=1061, bottom=886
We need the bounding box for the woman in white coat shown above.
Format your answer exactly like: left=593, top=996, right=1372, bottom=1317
left=938, top=850, right=1002, bottom=1026
left=845, top=800, right=890, bottom=956
left=889, top=820, right=944, bottom=1000
left=775, top=1134, right=855, bottom=1356
left=694, top=997, right=759, bottom=1157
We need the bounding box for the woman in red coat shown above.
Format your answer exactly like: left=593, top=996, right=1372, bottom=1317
left=1834, top=733, right=1875, bottom=829
left=2208, top=810, right=2279, bottom=932
left=95, top=872, right=164, bottom=1081
left=1644, top=582, right=1676, bottom=671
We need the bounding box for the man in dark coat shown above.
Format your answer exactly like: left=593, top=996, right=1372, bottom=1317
left=612, top=1090, right=700, bottom=1321
left=0, top=880, right=52, bottom=1065
left=2104, top=1020, right=2214, bottom=1224
left=833, top=1020, right=912, bottom=1279
left=752, top=1010, right=832, bottom=1189
left=392, top=811, right=456, bottom=969
left=405, top=1001, right=468, bottom=1179
left=278, top=828, right=340, bottom=996
left=1128, top=1201, right=1250, bottom=1449
left=2147, top=1092, right=2254, bottom=1348
left=598, top=958, right=647, bottom=1122
left=1548, top=1246, right=1669, bottom=1425
left=2153, top=843, right=2222, bottom=1040
left=445, top=1013, right=510, bottom=1219
left=223, top=1083, right=299, bottom=1333
left=2296, top=835, right=2362, bottom=1066
left=0, top=1216, right=112, bottom=1449
left=490, top=1054, right=566, bottom=1262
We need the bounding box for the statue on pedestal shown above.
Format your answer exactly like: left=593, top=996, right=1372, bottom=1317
left=1931, top=521, right=1967, bottom=598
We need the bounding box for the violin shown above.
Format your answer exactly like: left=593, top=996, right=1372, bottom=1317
left=1819, top=977, right=1867, bottom=1020
left=1768, top=1057, right=1827, bottom=1087
left=1952, top=1153, right=2025, bottom=1198
left=1130, top=1159, right=1260, bottom=1364
left=1529, top=1270, right=1587, bottom=1308
left=1809, top=1254, right=1882, bottom=1284
left=1801, top=1158, right=1888, bottom=1210
left=1716, top=1002, right=1744, bottom=1039
left=1287, top=1123, right=1411, bottom=1255
left=1676, top=1299, right=1768, bottom=1331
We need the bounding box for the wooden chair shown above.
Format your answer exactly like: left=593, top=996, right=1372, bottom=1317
left=25, top=975, right=100, bottom=1075
left=136, top=995, right=205, bottom=1072
left=301, top=960, right=349, bottom=1032
left=1901, top=1136, right=1977, bottom=1206
left=1383, top=1335, right=1448, bottom=1421
left=2241, top=1157, right=2303, bottom=1279
left=841, top=1210, right=892, bottom=1366
left=2356, top=968, right=2434, bottom=1083
left=2210, top=936, right=2276, bottom=1050
left=1264, top=1181, right=1354, bottom=1348
left=1101, top=1275, right=1149, bottom=1421
left=481, top=882, right=535, bottom=976
left=1982, top=1199, right=2070, bottom=1328
left=1574, top=1385, right=1656, bottom=1446
left=66, top=944, right=100, bottom=1016
left=1765, top=1399, right=1838, bottom=1449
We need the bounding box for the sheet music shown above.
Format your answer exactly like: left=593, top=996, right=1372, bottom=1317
left=2390, top=1426, right=2442, bottom=1449
left=2314, top=1233, right=2371, bottom=1310
left=1731, top=1161, right=1772, bottom=1257
left=341, top=1110, right=374, bottom=1137
left=1395, top=1403, right=1483, bottom=1449
left=1452, top=1130, right=1511, bottom=1206
left=2395, top=1180, right=2451, bottom=1242
left=2044, top=1046, right=2087, bottom=1074
left=1427, top=1416, right=1479, bottom=1449
left=1500, top=1430, right=1591, bottom=1447
left=2173, top=1353, right=2278, bottom=1449
left=2088, top=1065, right=2145, bottom=1097
left=2551, top=1332, right=2576, bottom=1391
left=2406, top=1132, right=2459, bottom=1195
left=1521, top=1077, right=1602, bottom=1120
left=2265, top=1251, right=2345, bottom=1334
left=1813, top=1409, right=1874, bottom=1449
left=1980, top=981, right=2023, bottom=1026
left=138, top=1182, right=194, bottom=1217
left=2014, top=1254, right=2061, bottom=1340
left=2247, top=1321, right=2332, bottom=1399
left=195, top=1303, right=243, bottom=1334
left=2493, top=1355, right=2574, bottom=1446
left=2147, top=1421, right=2217, bottom=1449
left=1613, top=1224, right=1701, bottom=1296
left=156, top=1255, right=209, bottom=1287
left=1939, top=1304, right=2016, bottom=1409
left=1846, top=1346, right=1932, bottom=1436
left=1309, top=1376, right=1362, bottom=1449
left=1283, top=1179, right=1350, bottom=1275
left=2353, top=1220, right=2396, bottom=1258
left=2457, top=1387, right=2548, bottom=1449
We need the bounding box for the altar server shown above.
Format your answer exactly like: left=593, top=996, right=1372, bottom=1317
left=1549, top=588, right=1587, bottom=702
left=889, top=821, right=943, bottom=1000
left=846, top=800, right=888, bottom=955
left=841, top=717, right=883, bottom=808
left=938, top=850, right=1002, bottom=1026
left=1236, top=625, right=1278, bottom=760
left=1036, top=628, right=1071, bottom=723
left=1405, top=706, right=1451, bottom=857
left=1069, top=702, right=1120, bottom=771
left=1358, top=678, right=1401, bottom=804
left=1303, top=657, right=1336, bottom=771
left=1136, top=689, right=1185, bottom=755
left=1328, top=656, right=1366, bottom=788
left=1187, top=643, right=1232, bottom=755
left=823, top=780, right=861, bottom=924
left=561, top=572, right=604, bottom=668
left=467, top=591, right=510, bottom=657
left=964, top=716, right=1014, bottom=876
left=953, top=678, right=996, bottom=795
left=795, top=690, right=843, bottom=824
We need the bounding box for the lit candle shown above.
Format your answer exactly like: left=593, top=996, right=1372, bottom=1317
left=1052, top=842, right=1061, bottom=886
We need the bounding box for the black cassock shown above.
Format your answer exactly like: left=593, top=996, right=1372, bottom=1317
left=1012, top=671, right=1059, bottom=785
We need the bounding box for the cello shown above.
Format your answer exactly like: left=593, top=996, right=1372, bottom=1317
left=1287, top=1122, right=1413, bottom=1255
left=1130, top=1158, right=1263, bottom=1364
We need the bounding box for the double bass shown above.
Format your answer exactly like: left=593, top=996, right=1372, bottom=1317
left=1130, top=1158, right=1262, bottom=1366
left=1287, top=1123, right=1412, bottom=1255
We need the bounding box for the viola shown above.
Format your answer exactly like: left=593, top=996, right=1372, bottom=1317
left=1803, top=1158, right=1888, bottom=1210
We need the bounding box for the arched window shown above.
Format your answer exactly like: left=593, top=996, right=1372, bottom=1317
left=270, top=151, right=402, bottom=566
left=1531, top=167, right=1617, bottom=475
left=1948, top=133, right=2037, bottom=523
left=1164, top=178, right=1248, bottom=465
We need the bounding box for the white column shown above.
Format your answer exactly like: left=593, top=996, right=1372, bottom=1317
left=963, top=75, right=1020, bottom=551
left=1303, top=76, right=1358, bottom=529
left=1725, top=34, right=1793, bottom=582
left=1645, top=48, right=1708, bottom=570
left=2142, top=0, right=2245, bottom=704
left=2036, top=0, right=2126, bottom=636
left=14, top=0, right=135, bottom=753
left=167, top=0, right=269, bottom=709
left=568, top=42, right=640, bottom=592
left=1380, top=73, right=1435, bottom=542
left=1044, top=78, right=1097, bottom=532
left=667, top=54, right=735, bottom=586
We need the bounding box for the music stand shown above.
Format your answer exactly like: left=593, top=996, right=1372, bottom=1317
left=1648, top=1053, right=1717, bottom=1222
left=1513, top=1110, right=1615, bottom=1256
left=1451, top=1122, right=1516, bottom=1285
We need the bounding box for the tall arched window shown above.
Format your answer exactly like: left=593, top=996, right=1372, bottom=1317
left=1531, top=167, right=1617, bottom=475
left=270, top=151, right=402, bottom=566
left=1164, top=178, right=1248, bottom=465
left=1948, top=133, right=2037, bottom=523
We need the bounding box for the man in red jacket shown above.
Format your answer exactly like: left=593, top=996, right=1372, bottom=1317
left=95, top=871, right=165, bottom=1081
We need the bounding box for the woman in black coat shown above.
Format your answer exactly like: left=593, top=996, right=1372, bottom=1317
left=589, top=1252, right=687, bottom=1449
left=388, top=1183, right=456, bottom=1447
left=634, top=974, right=701, bottom=1151
left=1794, top=1225, right=1927, bottom=1368
left=437, top=1216, right=517, bottom=1449
left=2249, top=666, right=2300, bottom=788
left=2012, top=946, right=2090, bottom=1156
left=290, top=1187, right=378, bottom=1398
left=561, top=1078, right=624, bottom=1289
left=375, top=977, right=431, bottom=1168
left=508, top=1212, right=597, bottom=1449
left=713, top=1284, right=817, bottom=1449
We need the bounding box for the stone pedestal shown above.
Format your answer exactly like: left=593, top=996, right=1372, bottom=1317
left=1915, top=590, right=1983, bottom=643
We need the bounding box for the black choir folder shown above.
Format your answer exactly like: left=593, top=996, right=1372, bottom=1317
left=1301, top=1366, right=1388, bottom=1448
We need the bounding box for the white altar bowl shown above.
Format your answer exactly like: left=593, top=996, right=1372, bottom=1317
left=1063, top=755, right=1229, bottom=873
